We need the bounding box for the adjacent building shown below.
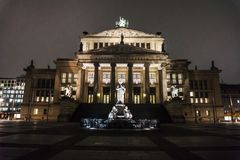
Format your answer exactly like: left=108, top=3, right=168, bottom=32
left=221, top=84, right=240, bottom=122
left=0, top=77, right=25, bottom=119
left=20, top=17, right=224, bottom=122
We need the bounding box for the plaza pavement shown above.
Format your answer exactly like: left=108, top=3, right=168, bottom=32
left=0, top=120, right=240, bottom=160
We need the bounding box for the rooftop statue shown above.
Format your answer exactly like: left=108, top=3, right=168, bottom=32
left=115, top=16, right=129, bottom=28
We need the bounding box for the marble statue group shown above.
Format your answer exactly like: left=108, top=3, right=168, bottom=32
left=108, top=80, right=133, bottom=120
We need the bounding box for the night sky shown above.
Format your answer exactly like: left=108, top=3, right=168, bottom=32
left=0, top=0, right=239, bottom=84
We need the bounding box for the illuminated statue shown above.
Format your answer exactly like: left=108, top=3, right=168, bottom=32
left=64, top=85, right=73, bottom=97
left=171, top=85, right=179, bottom=98
left=115, top=17, right=129, bottom=28
left=108, top=106, right=118, bottom=120
left=116, top=80, right=126, bottom=104
left=123, top=106, right=133, bottom=119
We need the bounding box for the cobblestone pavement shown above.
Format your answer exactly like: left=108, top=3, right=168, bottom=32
left=0, top=120, right=240, bottom=160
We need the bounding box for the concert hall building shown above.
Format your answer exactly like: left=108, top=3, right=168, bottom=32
left=20, top=18, right=224, bottom=123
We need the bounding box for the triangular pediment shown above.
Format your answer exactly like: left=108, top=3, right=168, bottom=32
left=86, top=27, right=159, bottom=38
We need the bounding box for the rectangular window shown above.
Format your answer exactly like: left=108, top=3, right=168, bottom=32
left=204, top=80, right=208, bottom=89
left=199, top=80, right=203, bottom=89
left=61, top=73, right=67, bottom=83
left=33, top=108, right=38, bottom=115
left=204, top=98, right=209, bottom=103
left=99, top=42, right=103, bottom=48
left=103, top=72, right=111, bottom=84
left=146, top=43, right=150, bottom=49
left=88, top=87, right=94, bottom=103
left=141, top=43, right=145, bottom=48
left=195, top=98, right=199, bottom=103
left=190, top=91, right=194, bottom=97
left=118, top=72, right=126, bottom=83
left=73, top=74, right=78, bottom=83
left=150, top=87, right=156, bottom=104
left=194, top=80, right=198, bottom=89
left=178, top=73, right=183, bottom=84
left=133, top=72, right=141, bottom=84
left=190, top=98, right=194, bottom=103
left=105, top=43, right=108, bottom=47
left=87, top=72, right=94, bottom=84
left=149, top=72, right=156, bottom=84
left=43, top=109, right=47, bottom=115
left=206, top=110, right=210, bottom=116
left=68, top=73, right=72, bottom=83
left=136, top=43, right=140, bottom=47
left=94, top=43, right=98, bottom=49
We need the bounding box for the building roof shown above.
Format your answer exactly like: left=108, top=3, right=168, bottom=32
left=85, top=27, right=161, bottom=38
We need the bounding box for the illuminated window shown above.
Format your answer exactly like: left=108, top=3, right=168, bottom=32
left=73, top=74, right=78, bottom=83
left=195, top=98, right=199, bottom=103
left=68, top=73, right=72, bottom=83
left=133, top=72, right=141, bottom=84
left=150, top=87, right=156, bottom=104
left=149, top=72, right=156, bottom=84
left=118, top=72, right=126, bottom=83
left=204, top=98, right=209, bottom=103
left=172, top=73, right=176, bottom=84
left=33, top=108, right=38, bottom=115
left=206, top=110, right=210, bottom=116
left=178, top=73, right=183, bottom=84
left=190, top=98, right=194, bottom=103
left=200, top=98, right=203, bottom=103
left=190, top=91, right=194, bottom=97
left=61, top=73, right=67, bottom=83
left=87, top=72, right=94, bottom=84
left=103, top=72, right=111, bottom=84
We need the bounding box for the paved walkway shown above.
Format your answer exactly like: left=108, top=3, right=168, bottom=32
left=0, top=120, right=240, bottom=160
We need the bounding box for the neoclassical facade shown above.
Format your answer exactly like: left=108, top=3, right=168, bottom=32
left=20, top=18, right=224, bottom=122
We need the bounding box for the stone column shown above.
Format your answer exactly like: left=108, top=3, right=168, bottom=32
left=145, top=63, right=150, bottom=103
left=80, top=64, right=86, bottom=103
left=158, top=68, right=163, bottom=103
left=76, top=63, right=82, bottom=101
left=160, top=64, right=168, bottom=102
left=93, top=62, right=99, bottom=103
left=110, top=63, right=116, bottom=104
left=128, top=63, right=133, bottom=104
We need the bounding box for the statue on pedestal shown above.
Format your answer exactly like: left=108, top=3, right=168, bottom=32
left=116, top=80, right=126, bottom=104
